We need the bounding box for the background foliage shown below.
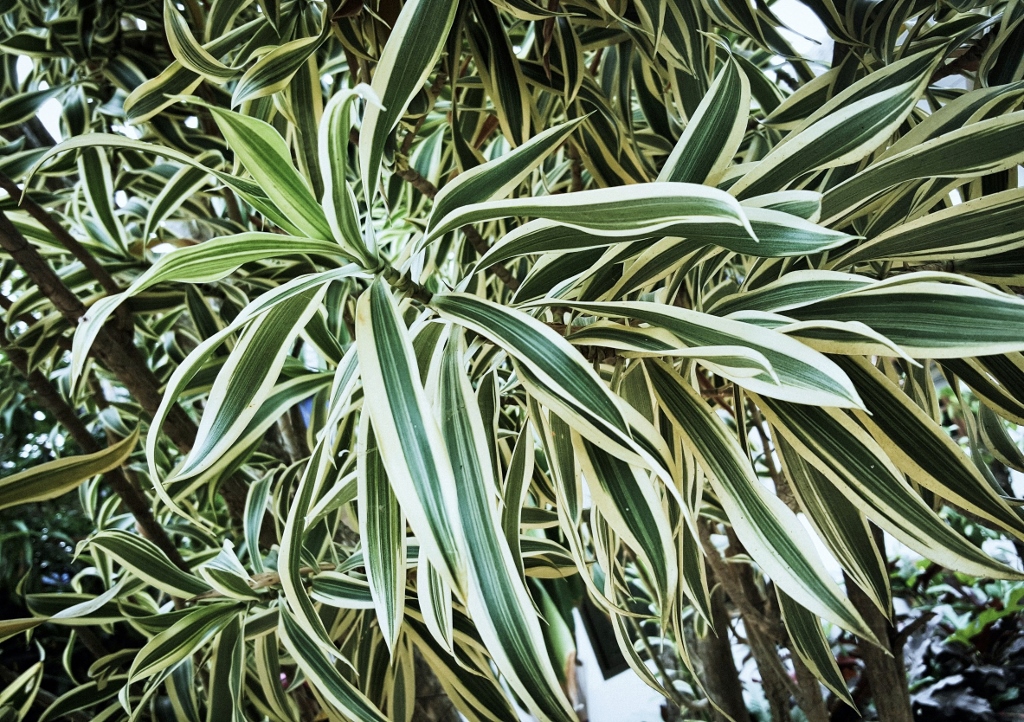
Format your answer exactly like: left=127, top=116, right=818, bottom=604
left=2, top=0, right=1024, bottom=720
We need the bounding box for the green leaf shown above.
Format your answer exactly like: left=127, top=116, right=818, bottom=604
left=775, top=434, right=891, bottom=614
left=309, top=572, right=374, bottom=609
left=143, top=151, right=219, bottom=240
left=501, top=425, right=533, bottom=581
left=89, top=529, right=210, bottom=599
left=356, top=280, right=467, bottom=596
left=359, top=0, right=460, bottom=196
left=358, top=415, right=407, bottom=655
left=0, top=661, right=42, bottom=719
left=0, top=86, right=64, bottom=129
left=208, top=108, right=334, bottom=240
left=645, top=361, right=874, bottom=639
left=70, top=237, right=353, bottom=385
left=38, top=677, right=127, bottom=722
left=416, top=556, right=454, bottom=654
left=709, top=270, right=873, bottom=316
left=0, top=429, right=138, bottom=511
left=467, top=0, right=531, bottom=146
left=27, top=133, right=300, bottom=234
left=77, top=148, right=126, bottom=253
left=475, top=205, right=849, bottom=275
left=244, top=474, right=272, bottom=576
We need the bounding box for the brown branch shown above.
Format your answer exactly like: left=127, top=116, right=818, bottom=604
left=929, top=32, right=993, bottom=84
left=697, top=521, right=775, bottom=638
left=0, top=317, right=188, bottom=572
left=0, top=209, right=251, bottom=523
left=0, top=173, right=123, bottom=299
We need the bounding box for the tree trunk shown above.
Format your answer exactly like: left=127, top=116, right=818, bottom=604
left=790, top=647, right=829, bottom=722
left=845, top=527, right=913, bottom=722
left=694, top=580, right=749, bottom=722
left=412, top=650, right=460, bottom=722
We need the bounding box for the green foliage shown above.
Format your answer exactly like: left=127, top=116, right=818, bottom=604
left=2, top=0, right=1024, bottom=720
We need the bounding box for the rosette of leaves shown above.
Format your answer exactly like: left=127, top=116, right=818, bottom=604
left=2, top=0, right=1024, bottom=720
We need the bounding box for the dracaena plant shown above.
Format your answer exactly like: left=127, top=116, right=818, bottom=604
left=2, top=0, right=1024, bottom=720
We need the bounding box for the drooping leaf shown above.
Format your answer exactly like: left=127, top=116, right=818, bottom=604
left=0, top=430, right=138, bottom=512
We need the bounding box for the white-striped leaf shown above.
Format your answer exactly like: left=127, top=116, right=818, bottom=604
left=438, top=330, right=577, bottom=722
left=541, top=299, right=862, bottom=408
left=659, top=55, right=749, bottom=186
left=821, top=111, right=1024, bottom=223
left=416, top=556, right=454, bottom=655
left=356, top=280, right=467, bottom=596
left=358, top=414, right=407, bottom=656
left=645, top=361, right=874, bottom=639
left=319, top=85, right=377, bottom=262
left=0, top=429, right=138, bottom=512
left=785, top=279, right=1024, bottom=358
left=837, top=187, right=1024, bottom=265
left=278, top=607, right=389, bottom=722
left=232, top=30, right=328, bottom=106
left=775, top=434, right=891, bottom=615
left=88, top=529, right=210, bottom=599
left=164, top=0, right=236, bottom=81
left=208, top=108, right=334, bottom=240
left=428, top=118, right=584, bottom=234
left=172, top=284, right=329, bottom=481
left=730, top=79, right=928, bottom=199
left=128, top=602, right=240, bottom=682
left=835, top=356, right=1024, bottom=537
left=574, top=433, right=677, bottom=611
left=433, top=293, right=673, bottom=478
left=758, top=396, right=1023, bottom=580
left=428, top=182, right=752, bottom=244
left=777, top=589, right=856, bottom=709
left=205, top=613, right=245, bottom=722
left=359, top=0, right=459, bottom=196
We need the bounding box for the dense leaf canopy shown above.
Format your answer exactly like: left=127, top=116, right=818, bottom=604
left=2, top=0, right=1024, bottom=720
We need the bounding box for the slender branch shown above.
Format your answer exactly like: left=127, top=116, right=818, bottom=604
left=0, top=209, right=251, bottom=522
left=930, top=32, right=993, bottom=84
left=0, top=173, right=123, bottom=298
left=567, top=141, right=584, bottom=193
left=0, top=318, right=188, bottom=572
left=697, top=521, right=774, bottom=637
